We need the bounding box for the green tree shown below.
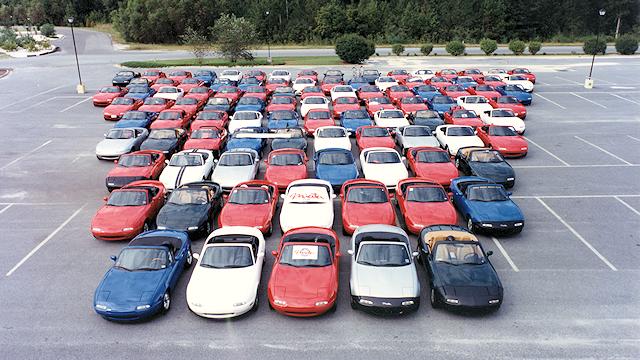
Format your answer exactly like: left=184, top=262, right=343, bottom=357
left=480, top=38, right=497, bottom=55
left=335, top=33, right=375, bottom=63
left=211, top=14, right=257, bottom=62
left=314, top=1, right=346, bottom=40
left=180, top=27, right=211, bottom=64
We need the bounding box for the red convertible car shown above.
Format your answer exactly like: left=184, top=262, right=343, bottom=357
left=386, top=85, right=414, bottom=102
left=103, top=97, right=142, bottom=121
left=440, top=85, right=470, bottom=99
left=443, top=107, right=483, bottom=127
left=321, top=77, right=344, bottom=94
left=476, top=125, right=528, bottom=157
left=340, top=179, right=395, bottom=234
left=140, top=69, right=165, bottom=83
left=357, top=86, right=384, bottom=102
left=266, top=96, right=296, bottom=113
left=183, top=126, right=227, bottom=154
left=191, top=110, right=229, bottom=131
left=301, top=86, right=325, bottom=100
left=218, top=180, right=279, bottom=235
left=243, top=86, right=268, bottom=102
left=404, top=77, right=426, bottom=89
left=150, top=78, right=177, bottom=92
left=167, top=69, right=192, bottom=83
left=355, top=126, right=396, bottom=150
left=458, top=68, right=484, bottom=82
left=171, top=97, right=204, bottom=119
left=150, top=109, right=190, bottom=129
left=105, top=150, right=166, bottom=191
left=396, top=178, right=457, bottom=234
left=304, top=109, right=335, bottom=135
left=268, top=227, right=340, bottom=317
left=489, top=96, right=527, bottom=119
left=138, top=97, right=174, bottom=113
left=185, top=86, right=213, bottom=102
left=481, top=75, right=506, bottom=88
left=177, top=78, right=204, bottom=93
left=90, top=180, right=166, bottom=241
left=508, top=68, right=536, bottom=83
left=407, top=147, right=459, bottom=187
left=297, top=69, right=319, bottom=82
left=332, top=97, right=360, bottom=119
left=264, top=149, right=308, bottom=189
left=93, top=86, right=127, bottom=106
left=396, top=96, right=429, bottom=114
left=428, top=76, right=453, bottom=90
left=467, top=85, right=501, bottom=101
left=245, top=69, right=267, bottom=82
left=365, top=97, right=396, bottom=116
left=435, top=69, right=458, bottom=81
left=387, top=69, right=410, bottom=83
left=214, top=86, right=243, bottom=103
left=266, top=78, right=289, bottom=94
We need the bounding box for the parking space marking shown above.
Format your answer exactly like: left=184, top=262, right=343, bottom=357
left=534, top=93, right=567, bottom=109
left=512, top=164, right=637, bottom=169
left=628, top=135, right=640, bottom=142
left=554, top=76, right=582, bottom=85
left=570, top=92, right=607, bottom=108
left=610, top=93, right=640, bottom=105
left=513, top=195, right=640, bottom=199
left=5, top=204, right=86, bottom=277
left=0, top=84, right=69, bottom=110
left=491, top=237, right=519, bottom=272
left=574, top=136, right=633, bottom=165
left=536, top=198, right=617, bottom=271
left=523, top=137, right=570, bottom=166
left=59, top=97, right=92, bottom=112
left=0, top=140, right=53, bottom=170
left=614, top=196, right=640, bottom=217
left=0, top=203, right=13, bottom=214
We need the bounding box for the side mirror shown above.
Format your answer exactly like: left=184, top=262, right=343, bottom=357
left=103, top=196, right=108, bottom=202
left=486, top=251, right=493, bottom=257
left=280, top=194, right=286, bottom=199
left=412, top=251, right=420, bottom=258
left=347, top=249, right=354, bottom=255
left=165, top=160, right=169, bottom=164
left=110, top=255, right=117, bottom=261
left=507, top=191, right=513, bottom=196
left=331, top=194, right=336, bottom=199
left=271, top=250, right=279, bottom=257
left=336, top=251, right=342, bottom=257
left=192, top=253, right=200, bottom=260
left=113, top=160, right=118, bottom=164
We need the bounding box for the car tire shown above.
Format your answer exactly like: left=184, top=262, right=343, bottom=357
left=268, top=300, right=274, bottom=310
left=204, top=221, right=212, bottom=236
left=328, top=302, right=337, bottom=313
left=350, top=297, right=358, bottom=310
left=162, top=291, right=171, bottom=313
left=467, top=218, right=475, bottom=233
left=185, top=247, right=193, bottom=268
left=252, top=296, right=259, bottom=312
left=430, top=288, right=441, bottom=309
left=342, top=226, right=350, bottom=236
left=265, top=222, right=273, bottom=237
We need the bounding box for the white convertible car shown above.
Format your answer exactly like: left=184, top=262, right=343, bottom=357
left=153, top=86, right=184, bottom=101
left=211, top=148, right=260, bottom=191
left=480, top=109, right=526, bottom=134
left=330, top=85, right=358, bottom=101
left=503, top=75, right=534, bottom=92
left=395, top=125, right=440, bottom=154
left=359, top=147, right=408, bottom=190
left=375, top=76, right=398, bottom=91
left=314, top=126, right=351, bottom=152
left=228, top=111, right=264, bottom=134
left=300, top=96, right=330, bottom=117
left=95, top=127, right=148, bottom=160
left=292, top=77, right=316, bottom=95
left=413, top=69, right=435, bottom=81
left=219, top=70, right=242, bottom=83
left=279, top=179, right=335, bottom=233
left=158, top=149, right=215, bottom=190
left=456, top=95, right=493, bottom=114
left=373, top=109, right=410, bottom=129
left=268, top=70, right=292, bottom=83
left=186, top=226, right=265, bottom=318
left=435, top=125, right=485, bottom=156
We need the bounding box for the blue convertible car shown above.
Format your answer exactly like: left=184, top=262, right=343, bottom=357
left=427, top=95, right=457, bottom=118
left=339, top=110, right=373, bottom=133
left=114, top=110, right=157, bottom=129
left=450, top=176, right=524, bottom=235
left=314, top=148, right=359, bottom=187
left=495, top=85, right=533, bottom=105
left=93, top=230, right=192, bottom=321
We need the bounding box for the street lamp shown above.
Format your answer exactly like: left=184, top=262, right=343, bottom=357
left=67, top=17, right=85, bottom=94
left=584, top=8, right=606, bottom=89
left=265, top=11, right=272, bottom=64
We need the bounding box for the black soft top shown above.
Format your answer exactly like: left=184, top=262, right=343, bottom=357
left=354, top=231, right=409, bottom=254
left=129, top=236, right=182, bottom=254
left=283, top=232, right=336, bottom=255
left=207, top=234, right=259, bottom=249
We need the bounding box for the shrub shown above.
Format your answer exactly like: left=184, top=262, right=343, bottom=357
left=391, top=43, right=405, bottom=56
left=479, top=38, right=497, bottom=55
left=583, top=37, right=607, bottom=55
left=1, top=40, right=17, bottom=51
left=615, top=34, right=639, bottom=55
left=211, top=14, right=257, bottom=62
left=528, top=41, right=541, bottom=55
left=445, top=40, right=465, bottom=56
left=335, top=33, right=375, bottom=64
left=420, top=43, right=433, bottom=56
left=40, top=23, right=55, bottom=37
left=508, top=40, right=526, bottom=55
left=0, top=27, right=17, bottom=43
left=16, top=36, right=36, bottom=48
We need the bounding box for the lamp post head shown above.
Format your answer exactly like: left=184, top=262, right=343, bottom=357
left=265, top=11, right=269, bottom=15
left=598, top=9, right=606, bottom=16
left=67, top=17, right=74, bottom=24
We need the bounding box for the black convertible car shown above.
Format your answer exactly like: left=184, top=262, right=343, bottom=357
left=455, top=147, right=516, bottom=188
left=155, top=181, right=222, bottom=237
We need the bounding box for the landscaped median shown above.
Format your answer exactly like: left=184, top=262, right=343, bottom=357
left=120, top=56, right=345, bottom=68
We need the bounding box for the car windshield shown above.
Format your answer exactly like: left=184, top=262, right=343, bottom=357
left=208, top=98, right=229, bottom=105
left=121, top=112, right=147, bottom=120
left=441, top=70, right=456, bottom=75
left=430, top=77, right=447, bottom=82
left=360, top=86, right=380, bottom=92
left=367, top=151, right=400, bottom=164
left=143, top=70, right=159, bottom=76
left=470, top=151, right=504, bottom=163
left=190, top=87, right=208, bottom=93
left=200, top=246, right=253, bottom=268
left=357, top=243, right=410, bottom=267
left=476, top=85, right=493, bottom=91
left=404, top=126, right=431, bottom=136
left=453, top=110, right=478, bottom=118
left=362, top=127, right=389, bottom=137
left=144, top=97, right=166, bottom=105
left=304, top=86, right=322, bottom=93
left=510, top=75, right=527, bottom=80
left=401, top=97, right=422, bottom=104
left=234, top=112, right=259, bottom=120
left=106, top=129, right=134, bottom=139
left=434, top=243, right=486, bottom=265
left=318, top=151, right=353, bottom=165
left=488, top=126, right=517, bottom=136
left=156, top=78, right=173, bottom=84
left=415, top=110, right=439, bottom=118
left=336, top=97, right=357, bottom=104
left=369, top=97, right=391, bottom=104
left=228, top=188, right=269, bottom=205
left=307, top=110, right=330, bottom=119
left=118, top=155, right=151, bottom=167
left=513, top=69, right=529, bottom=74
left=467, top=185, right=508, bottom=201
left=497, top=96, right=518, bottom=104
left=115, top=248, right=169, bottom=271
left=112, top=98, right=134, bottom=105
left=457, top=77, right=473, bottom=83
left=504, top=85, right=524, bottom=91
left=116, top=71, right=134, bottom=77
left=241, top=78, right=260, bottom=84
left=191, top=129, right=220, bottom=139
left=170, top=71, right=187, bottom=76
left=169, top=154, right=203, bottom=166
left=318, top=128, right=346, bottom=138
left=270, top=111, right=296, bottom=120
left=176, top=98, right=197, bottom=105
left=194, top=71, right=212, bottom=77
left=279, top=244, right=332, bottom=267
left=416, top=150, right=450, bottom=163
left=286, top=185, right=330, bottom=203
left=168, top=189, right=209, bottom=205
left=148, top=129, right=177, bottom=139
left=246, top=86, right=265, bottom=93
left=390, top=85, right=409, bottom=92
left=238, top=97, right=260, bottom=105
left=296, top=78, right=313, bottom=84
left=379, top=110, right=404, bottom=118
left=107, top=190, right=147, bottom=206
left=406, top=186, right=447, bottom=202
left=182, top=78, right=199, bottom=84
left=445, top=86, right=465, bottom=91
left=347, top=187, right=387, bottom=203
left=485, top=76, right=501, bottom=81
left=219, top=153, right=252, bottom=166
left=274, top=87, right=294, bottom=94
left=363, top=70, right=379, bottom=75
left=159, top=87, right=178, bottom=93
left=158, top=111, right=181, bottom=120
left=431, top=96, right=455, bottom=104
left=272, top=70, right=289, bottom=76
left=466, top=69, right=481, bottom=74
left=274, top=128, right=303, bottom=137
left=416, top=85, right=437, bottom=92
left=271, top=97, right=294, bottom=105
left=196, top=111, right=223, bottom=120
left=464, top=97, right=487, bottom=104
left=219, top=87, right=238, bottom=93
left=447, top=127, right=475, bottom=136
left=271, top=153, right=303, bottom=166
left=492, top=110, right=515, bottom=117
left=333, top=86, right=353, bottom=93
left=101, top=87, right=120, bottom=93
left=269, top=78, right=286, bottom=84
left=391, top=70, right=408, bottom=75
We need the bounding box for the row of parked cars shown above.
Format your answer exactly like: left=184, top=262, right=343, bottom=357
left=90, top=66, right=534, bottom=321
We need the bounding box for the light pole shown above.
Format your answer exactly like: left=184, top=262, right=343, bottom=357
left=265, top=11, right=272, bottom=64
left=584, top=8, right=606, bottom=89
left=67, top=17, right=85, bottom=94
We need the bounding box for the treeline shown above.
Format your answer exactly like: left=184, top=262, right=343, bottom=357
left=1, top=0, right=639, bottom=44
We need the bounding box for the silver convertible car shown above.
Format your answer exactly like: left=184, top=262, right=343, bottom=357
left=349, top=224, right=420, bottom=314
left=95, top=127, right=148, bottom=160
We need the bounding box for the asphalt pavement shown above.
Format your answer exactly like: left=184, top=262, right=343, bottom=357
left=0, top=28, right=639, bottom=360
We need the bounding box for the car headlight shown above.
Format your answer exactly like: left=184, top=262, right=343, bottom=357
left=273, top=299, right=287, bottom=306
left=157, top=226, right=167, bottom=230
left=187, top=226, right=199, bottom=231
left=233, top=301, right=247, bottom=307
left=92, top=228, right=102, bottom=232
left=445, top=298, right=459, bottom=304
left=95, top=304, right=108, bottom=310
left=507, top=177, right=515, bottom=181
left=401, top=300, right=414, bottom=306
left=498, top=147, right=507, bottom=150
left=514, top=222, right=523, bottom=226
left=359, top=299, right=373, bottom=305
left=520, top=147, right=528, bottom=150
left=136, top=304, right=151, bottom=310
left=122, top=227, right=134, bottom=231
left=489, top=299, right=500, bottom=304
left=190, top=302, right=202, bottom=308
left=315, top=301, right=329, bottom=307
left=481, top=223, right=493, bottom=228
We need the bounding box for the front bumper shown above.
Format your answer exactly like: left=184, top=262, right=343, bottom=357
left=92, top=226, right=141, bottom=241
left=189, top=301, right=255, bottom=319
left=95, top=301, right=162, bottom=322
left=270, top=297, right=335, bottom=317
left=351, top=295, right=419, bottom=314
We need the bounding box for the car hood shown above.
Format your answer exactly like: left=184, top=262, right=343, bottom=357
left=414, top=163, right=458, bottom=185
left=107, top=165, right=152, bottom=178
left=434, top=262, right=501, bottom=288
left=156, top=203, right=209, bottom=229
left=469, top=162, right=514, bottom=182
left=187, top=265, right=258, bottom=306
left=265, top=165, right=307, bottom=185
left=402, top=136, right=440, bottom=148
left=352, top=263, right=419, bottom=298
left=98, top=268, right=165, bottom=305
left=160, top=165, right=208, bottom=190
left=467, top=199, right=523, bottom=222
left=270, top=264, right=335, bottom=299
left=183, top=139, right=222, bottom=150
left=343, top=203, right=395, bottom=225
left=280, top=202, right=333, bottom=231
left=316, top=164, right=358, bottom=185
left=96, top=139, right=134, bottom=153
left=271, top=138, right=306, bottom=150
left=116, top=119, right=150, bottom=128
left=220, top=203, right=271, bottom=227
left=140, top=138, right=177, bottom=152
left=226, top=139, right=262, bottom=152
left=211, top=165, right=255, bottom=188
left=92, top=205, right=148, bottom=230
left=404, top=201, right=457, bottom=226
left=362, top=163, right=408, bottom=187
left=359, top=138, right=395, bottom=149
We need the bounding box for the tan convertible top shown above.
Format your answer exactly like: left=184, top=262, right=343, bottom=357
left=459, top=147, right=490, bottom=158
left=423, top=230, right=479, bottom=249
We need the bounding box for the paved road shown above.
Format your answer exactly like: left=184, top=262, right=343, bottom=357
left=0, top=26, right=639, bottom=360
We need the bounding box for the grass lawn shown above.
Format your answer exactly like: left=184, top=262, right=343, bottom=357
left=120, top=56, right=344, bottom=68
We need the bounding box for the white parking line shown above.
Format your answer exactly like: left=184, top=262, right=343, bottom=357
left=593, top=78, right=615, bottom=85
left=628, top=135, right=640, bottom=142
left=554, top=76, right=582, bottom=85
left=59, top=97, right=92, bottom=112
left=614, top=196, right=640, bottom=217
left=570, top=92, right=607, bottom=108
left=0, top=203, right=14, bottom=214
left=610, top=93, right=640, bottom=105
left=513, top=194, right=640, bottom=199
left=535, top=93, right=567, bottom=109
left=0, top=84, right=69, bottom=110
left=5, top=204, right=86, bottom=277
left=0, top=140, right=53, bottom=170
left=523, top=137, right=570, bottom=166
left=491, top=237, right=519, bottom=272
left=574, top=136, right=633, bottom=165
left=536, top=198, right=617, bottom=271
left=512, top=164, right=637, bottom=169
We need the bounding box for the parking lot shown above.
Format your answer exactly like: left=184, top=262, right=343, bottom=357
left=0, top=28, right=639, bottom=359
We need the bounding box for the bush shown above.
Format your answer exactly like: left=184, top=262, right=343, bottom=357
left=16, top=36, right=36, bottom=48
left=445, top=40, right=465, bottom=56
left=479, top=38, right=497, bottom=55
left=335, top=33, right=375, bottom=64
left=615, top=34, right=639, bottom=55
left=420, top=43, right=433, bottom=56
left=0, top=27, right=17, bottom=44
left=509, top=40, right=526, bottom=55
left=211, top=14, right=257, bottom=62
left=1, top=40, right=17, bottom=51
left=180, top=27, right=211, bottom=65
left=40, top=23, right=55, bottom=37
left=391, top=43, right=405, bottom=56
left=583, top=37, right=607, bottom=55
left=528, top=41, right=541, bottom=55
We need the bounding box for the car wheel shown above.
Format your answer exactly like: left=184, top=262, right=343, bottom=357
left=204, top=221, right=212, bottom=236
left=185, top=247, right=193, bottom=268
left=265, top=223, right=273, bottom=237
left=162, top=291, right=171, bottom=313
left=342, top=225, right=350, bottom=236
left=252, top=295, right=259, bottom=312
left=350, top=297, right=358, bottom=310
left=328, top=302, right=337, bottom=313
left=467, top=218, right=475, bottom=233
left=268, top=300, right=274, bottom=310
left=430, top=288, right=440, bottom=309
